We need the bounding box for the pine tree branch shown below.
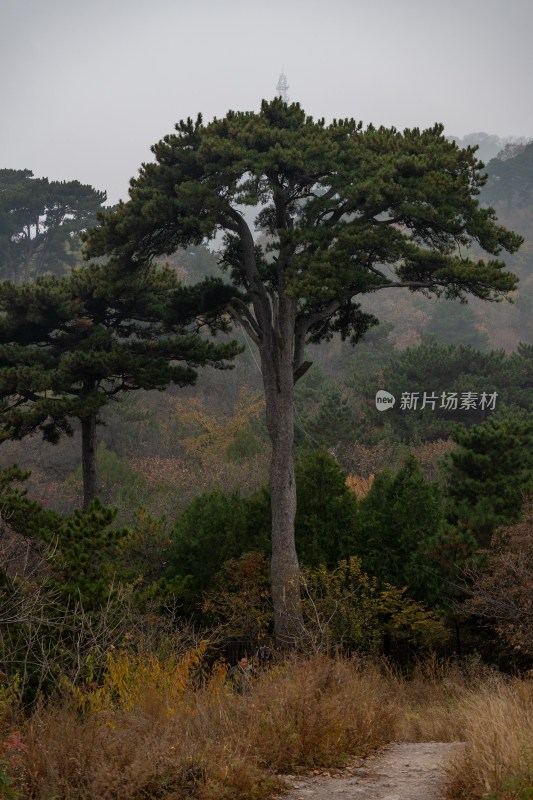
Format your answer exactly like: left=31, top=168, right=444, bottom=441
left=227, top=299, right=261, bottom=346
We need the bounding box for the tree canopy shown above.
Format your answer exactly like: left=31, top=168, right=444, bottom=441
left=0, top=169, right=107, bottom=283
left=445, top=412, right=533, bottom=547
left=482, top=142, right=533, bottom=209
left=356, top=341, right=533, bottom=443
left=354, top=454, right=445, bottom=603
left=83, top=98, right=522, bottom=644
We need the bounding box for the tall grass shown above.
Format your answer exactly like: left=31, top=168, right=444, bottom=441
left=10, top=653, right=403, bottom=800
left=443, top=676, right=533, bottom=800
left=2, top=651, right=532, bottom=800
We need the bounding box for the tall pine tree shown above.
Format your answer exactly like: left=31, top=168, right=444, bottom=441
left=0, top=260, right=239, bottom=510
left=84, top=99, right=522, bottom=644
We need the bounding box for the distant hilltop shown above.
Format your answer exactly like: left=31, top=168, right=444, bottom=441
left=447, top=132, right=531, bottom=164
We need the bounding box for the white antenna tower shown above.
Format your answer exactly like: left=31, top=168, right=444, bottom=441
left=276, top=70, right=289, bottom=103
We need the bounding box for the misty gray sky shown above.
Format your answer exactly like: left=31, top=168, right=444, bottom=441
left=1, top=0, right=532, bottom=204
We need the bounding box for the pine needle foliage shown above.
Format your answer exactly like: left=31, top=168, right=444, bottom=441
left=0, top=261, right=240, bottom=508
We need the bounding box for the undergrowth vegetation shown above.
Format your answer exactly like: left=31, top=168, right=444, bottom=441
left=0, top=650, right=531, bottom=800
left=443, top=676, right=533, bottom=800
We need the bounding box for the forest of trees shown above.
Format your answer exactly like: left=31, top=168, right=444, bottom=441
left=1, top=107, right=533, bottom=654
left=1, top=104, right=533, bottom=799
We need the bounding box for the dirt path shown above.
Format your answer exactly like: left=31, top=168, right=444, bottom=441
left=279, top=742, right=462, bottom=800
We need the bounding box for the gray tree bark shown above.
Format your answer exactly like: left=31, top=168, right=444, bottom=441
left=259, top=292, right=304, bottom=646
left=230, top=211, right=305, bottom=646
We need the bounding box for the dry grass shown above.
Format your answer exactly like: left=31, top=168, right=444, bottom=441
left=10, top=654, right=401, bottom=800
left=3, top=652, right=533, bottom=800
left=239, top=656, right=400, bottom=770
left=393, top=655, right=496, bottom=743
left=443, top=677, right=533, bottom=800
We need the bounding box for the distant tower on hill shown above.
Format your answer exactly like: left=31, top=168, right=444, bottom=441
left=276, top=71, right=289, bottom=103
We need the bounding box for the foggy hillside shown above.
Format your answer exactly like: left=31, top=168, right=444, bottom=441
left=447, top=132, right=531, bottom=163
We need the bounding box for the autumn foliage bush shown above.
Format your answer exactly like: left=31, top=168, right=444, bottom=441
left=465, top=500, right=533, bottom=658
left=13, top=650, right=402, bottom=800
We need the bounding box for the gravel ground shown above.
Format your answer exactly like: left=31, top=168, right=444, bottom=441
left=278, top=741, right=463, bottom=800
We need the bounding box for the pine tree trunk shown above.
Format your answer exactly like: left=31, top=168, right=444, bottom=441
left=260, top=305, right=303, bottom=648
left=268, top=396, right=302, bottom=648
left=81, top=414, right=98, bottom=512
